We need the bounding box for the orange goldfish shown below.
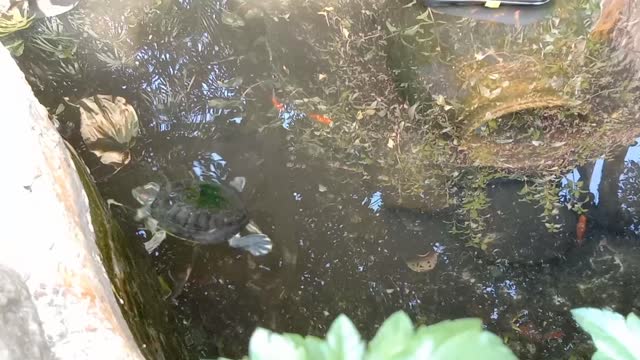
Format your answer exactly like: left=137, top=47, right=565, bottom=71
left=308, top=113, right=333, bottom=126
left=272, top=95, right=285, bottom=111
left=576, top=214, right=587, bottom=246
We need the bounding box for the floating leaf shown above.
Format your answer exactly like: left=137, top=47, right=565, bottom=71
left=78, top=95, right=139, bottom=169
left=405, top=251, right=438, bottom=272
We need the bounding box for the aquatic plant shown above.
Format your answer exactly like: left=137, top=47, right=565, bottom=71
left=223, top=308, right=640, bottom=360
left=572, top=308, right=640, bottom=360
left=220, top=310, right=517, bottom=360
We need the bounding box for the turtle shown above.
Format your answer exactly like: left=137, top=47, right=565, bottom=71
left=130, top=176, right=272, bottom=256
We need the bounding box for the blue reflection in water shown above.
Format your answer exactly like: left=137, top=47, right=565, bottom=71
left=274, top=103, right=313, bottom=129
left=501, top=280, right=518, bottom=299
left=589, top=158, right=605, bottom=206
left=559, top=168, right=581, bottom=202
left=192, top=163, right=203, bottom=179
left=363, top=191, right=383, bottom=213
left=229, top=115, right=243, bottom=124
left=490, top=308, right=500, bottom=321
left=192, top=152, right=228, bottom=180
left=559, top=158, right=604, bottom=206
left=619, top=138, right=640, bottom=235
left=624, top=139, right=640, bottom=163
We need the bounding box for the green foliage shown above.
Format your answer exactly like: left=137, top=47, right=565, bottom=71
left=518, top=177, right=564, bottom=233
left=225, top=311, right=517, bottom=360
left=572, top=308, right=640, bottom=360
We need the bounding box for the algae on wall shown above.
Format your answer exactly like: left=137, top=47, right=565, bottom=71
left=68, top=143, right=194, bottom=360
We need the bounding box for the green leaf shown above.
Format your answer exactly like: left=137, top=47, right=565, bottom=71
left=571, top=308, right=640, bottom=360
left=303, top=336, right=333, bottom=360
left=412, top=318, right=516, bottom=360
left=248, top=328, right=306, bottom=360
left=366, top=311, right=414, bottom=360
left=428, top=327, right=517, bottom=360
left=326, top=314, right=365, bottom=360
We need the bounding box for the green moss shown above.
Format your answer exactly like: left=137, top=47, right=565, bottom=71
left=186, top=183, right=228, bottom=210
left=65, top=142, right=194, bottom=360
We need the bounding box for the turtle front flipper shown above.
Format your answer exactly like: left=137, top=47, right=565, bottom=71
left=228, top=234, right=273, bottom=256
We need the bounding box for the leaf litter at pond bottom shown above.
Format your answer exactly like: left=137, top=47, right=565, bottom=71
left=405, top=251, right=438, bottom=272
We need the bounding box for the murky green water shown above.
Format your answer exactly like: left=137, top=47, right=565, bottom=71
left=11, top=0, right=640, bottom=358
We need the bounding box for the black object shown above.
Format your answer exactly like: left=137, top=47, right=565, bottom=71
left=422, top=0, right=554, bottom=25
left=424, top=0, right=551, bottom=5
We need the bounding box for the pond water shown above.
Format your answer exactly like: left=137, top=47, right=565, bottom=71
left=10, top=0, right=640, bottom=358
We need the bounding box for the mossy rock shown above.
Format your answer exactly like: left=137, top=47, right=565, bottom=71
left=67, top=143, right=194, bottom=360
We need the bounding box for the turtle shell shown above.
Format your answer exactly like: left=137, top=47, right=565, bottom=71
left=149, top=179, right=250, bottom=245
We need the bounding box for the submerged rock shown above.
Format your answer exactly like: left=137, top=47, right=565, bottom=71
left=0, top=265, right=51, bottom=360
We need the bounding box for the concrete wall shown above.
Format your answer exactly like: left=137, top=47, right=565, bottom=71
left=0, top=43, right=145, bottom=359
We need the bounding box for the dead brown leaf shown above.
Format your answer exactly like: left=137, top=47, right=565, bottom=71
left=405, top=251, right=438, bottom=272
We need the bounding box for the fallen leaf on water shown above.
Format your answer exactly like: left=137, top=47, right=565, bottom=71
left=78, top=95, right=139, bottom=169
left=405, top=251, right=438, bottom=272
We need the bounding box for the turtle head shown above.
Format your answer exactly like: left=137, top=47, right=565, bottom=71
left=132, top=182, right=161, bottom=206
left=229, top=176, right=246, bottom=193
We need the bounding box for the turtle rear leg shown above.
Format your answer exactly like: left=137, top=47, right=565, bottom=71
left=166, top=247, right=201, bottom=302
left=228, top=234, right=272, bottom=256
left=144, top=230, right=166, bottom=253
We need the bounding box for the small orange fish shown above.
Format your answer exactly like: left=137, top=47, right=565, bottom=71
left=576, top=214, right=587, bottom=246
left=308, top=113, right=333, bottom=126
left=271, top=95, right=285, bottom=111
